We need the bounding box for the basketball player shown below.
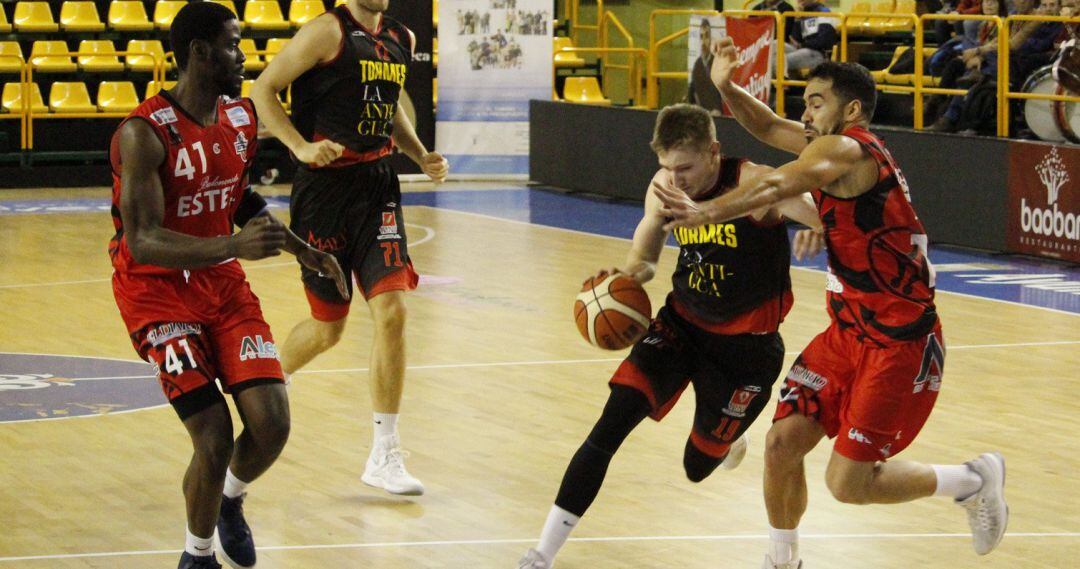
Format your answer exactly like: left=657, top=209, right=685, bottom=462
left=518, top=104, right=824, bottom=569
left=108, top=4, right=348, bottom=568
left=654, top=39, right=1009, bottom=568
left=251, top=0, right=447, bottom=496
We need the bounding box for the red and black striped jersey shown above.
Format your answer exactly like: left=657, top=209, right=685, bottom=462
left=108, top=92, right=259, bottom=277
left=291, top=7, right=413, bottom=168
left=816, top=126, right=938, bottom=346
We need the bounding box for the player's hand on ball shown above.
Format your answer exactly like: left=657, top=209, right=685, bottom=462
left=652, top=179, right=707, bottom=231
left=298, top=247, right=351, bottom=300
left=295, top=140, right=345, bottom=168
left=232, top=215, right=287, bottom=260
left=420, top=151, right=449, bottom=183
left=792, top=228, right=825, bottom=261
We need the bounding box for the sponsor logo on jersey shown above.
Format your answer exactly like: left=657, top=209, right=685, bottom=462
left=239, top=335, right=278, bottom=362
left=847, top=428, right=872, bottom=445
left=226, top=106, right=251, bottom=128
left=378, top=211, right=400, bottom=239
left=0, top=353, right=163, bottom=422
left=787, top=364, right=827, bottom=390
left=150, top=107, right=178, bottom=126
left=234, top=132, right=249, bottom=161
left=723, top=385, right=761, bottom=417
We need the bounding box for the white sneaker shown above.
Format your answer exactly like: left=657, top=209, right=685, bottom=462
left=517, top=548, right=551, bottom=569
left=361, top=434, right=425, bottom=496
left=720, top=434, right=749, bottom=471
left=958, top=452, right=1008, bottom=555
left=762, top=555, right=802, bottom=569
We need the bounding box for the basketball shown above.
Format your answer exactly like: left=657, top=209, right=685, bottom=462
left=574, top=273, right=652, bottom=350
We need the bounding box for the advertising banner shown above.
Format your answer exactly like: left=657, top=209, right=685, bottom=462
left=688, top=15, right=774, bottom=115
left=437, top=0, right=553, bottom=175
left=1006, top=141, right=1079, bottom=263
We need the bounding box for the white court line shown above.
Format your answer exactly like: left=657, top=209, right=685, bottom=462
left=0, top=532, right=1076, bottom=562
left=0, top=223, right=434, bottom=290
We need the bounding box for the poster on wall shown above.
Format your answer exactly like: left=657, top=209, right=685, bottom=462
left=1005, top=142, right=1079, bottom=263
left=687, top=15, right=774, bottom=116
left=436, top=0, right=553, bottom=176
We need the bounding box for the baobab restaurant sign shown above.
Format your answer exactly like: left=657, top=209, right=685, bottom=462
left=1006, top=142, right=1079, bottom=263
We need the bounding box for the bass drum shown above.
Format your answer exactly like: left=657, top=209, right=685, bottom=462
left=1022, top=65, right=1080, bottom=143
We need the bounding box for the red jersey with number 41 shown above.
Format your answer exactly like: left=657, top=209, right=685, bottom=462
left=108, top=92, right=259, bottom=277
left=815, top=126, right=938, bottom=347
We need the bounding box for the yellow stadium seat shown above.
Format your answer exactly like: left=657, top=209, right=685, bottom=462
left=554, top=36, right=585, bottom=69
left=108, top=1, right=153, bottom=31
left=843, top=1, right=871, bottom=33
left=562, top=76, right=611, bottom=106
left=861, top=0, right=896, bottom=35
left=145, top=80, right=177, bottom=99
left=97, top=81, right=139, bottom=113
left=2, top=82, right=47, bottom=113
left=884, top=47, right=939, bottom=85
left=0, top=5, right=13, bottom=32
left=240, top=39, right=265, bottom=72
left=30, top=41, right=77, bottom=74
left=244, top=0, right=288, bottom=30
left=60, top=1, right=105, bottom=31
left=241, top=79, right=254, bottom=98
left=0, top=42, right=24, bottom=74
left=78, top=40, right=125, bottom=73
left=433, top=0, right=438, bottom=27
left=873, top=46, right=906, bottom=84
left=882, top=0, right=916, bottom=32
left=288, top=0, right=324, bottom=27
left=126, top=40, right=165, bottom=73
left=433, top=36, right=438, bottom=68
left=153, top=1, right=185, bottom=30
left=14, top=2, right=59, bottom=32
left=265, top=38, right=289, bottom=63
left=49, top=82, right=97, bottom=113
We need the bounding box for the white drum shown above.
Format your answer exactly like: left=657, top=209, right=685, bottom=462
left=1022, top=65, right=1080, bottom=143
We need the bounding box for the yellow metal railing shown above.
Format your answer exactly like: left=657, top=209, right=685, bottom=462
left=0, top=56, right=28, bottom=150
left=599, top=10, right=634, bottom=96
left=1000, top=14, right=1080, bottom=136
left=555, top=46, right=648, bottom=106
left=565, top=0, right=604, bottom=48
left=23, top=50, right=162, bottom=149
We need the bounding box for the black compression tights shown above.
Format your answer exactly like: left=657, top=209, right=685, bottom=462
left=553, top=385, right=650, bottom=517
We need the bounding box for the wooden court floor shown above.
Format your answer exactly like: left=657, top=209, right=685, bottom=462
left=0, top=183, right=1077, bottom=568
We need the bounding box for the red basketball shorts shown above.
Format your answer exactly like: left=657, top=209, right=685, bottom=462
left=113, top=268, right=284, bottom=418
left=773, top=321, right=945, bottom=462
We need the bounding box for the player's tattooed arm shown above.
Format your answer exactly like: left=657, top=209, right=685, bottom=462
left=118, top=119, right=284, bottom=269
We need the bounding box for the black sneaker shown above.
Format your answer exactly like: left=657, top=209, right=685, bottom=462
left=216, top=493, right=256, bottom=568
left=178, top=552, right=223, bottom=568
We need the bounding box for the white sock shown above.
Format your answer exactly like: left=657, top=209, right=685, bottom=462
left=185, top=527, right=214, bottom=557
left=768, top=526, right=799, bottom=565
left=283, top=372, right=292, bottom=386
left=223, top=468, right=249, bottom=499
left=374, top=413, right=398, bottom=441
left=932, top=464, right=983, bottom=500
left=536, top=504, right=580, bottom=562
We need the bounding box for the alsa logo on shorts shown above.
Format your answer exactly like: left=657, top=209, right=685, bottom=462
left=239, top=335, right=278, bottom=362
left=787, top=365, right=827, bottom=391
left=150, top=107, right=178, bottom=126
left=723, top=385, right=761, bottom=417
left=379, top=211, right=399, bottom=238
left=847, top=428, right=873, bottom=445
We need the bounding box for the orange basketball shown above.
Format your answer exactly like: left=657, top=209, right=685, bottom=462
left=574, top=273, right=652, bottom=350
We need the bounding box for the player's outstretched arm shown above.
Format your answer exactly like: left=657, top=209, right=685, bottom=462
left=710, top=37, right=808, bottom=155
left=118, top=120, right=286, bottom=269
left=251, top=13, right=344, bottom=167
left=656, top=136, right=860, bottom=230
left=618, top=173, right=672, bottom=284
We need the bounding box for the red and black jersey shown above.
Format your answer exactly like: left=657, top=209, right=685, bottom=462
left=669, top=157, right=793, bottom=335
left=291, top=7, right=413, bottom=167
left=108, top=92, right=259, bottom=277
left=816, top=126, right=938, bottom=347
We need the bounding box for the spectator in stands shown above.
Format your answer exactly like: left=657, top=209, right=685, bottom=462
left=752, top=0, right=797, bottom=43
left=927, top=0, right=1008, bottom=132
left=1009, top=0, right=1065, bottom=85
left=934, top=0, right=984, bottom=45
left=688, top=18, right=725, bottom=113
left=785, top=0, right=839, bottom=76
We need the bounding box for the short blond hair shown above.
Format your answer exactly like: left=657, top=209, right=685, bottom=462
left=650, top=104, right=716, bottom=153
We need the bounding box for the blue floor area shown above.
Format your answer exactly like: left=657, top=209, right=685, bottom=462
left=3, top=186, right=1078, bottom=313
